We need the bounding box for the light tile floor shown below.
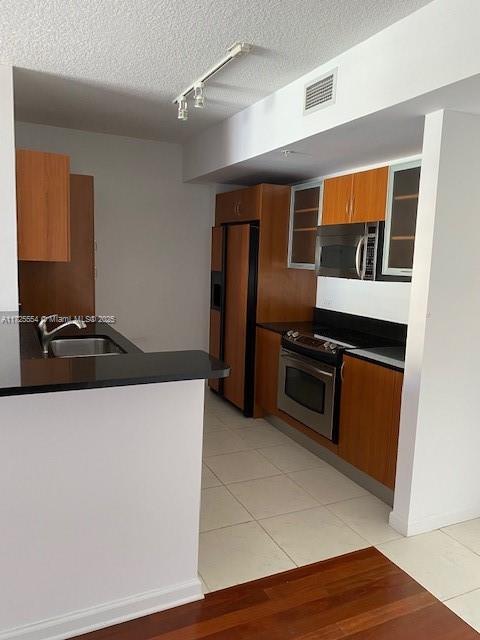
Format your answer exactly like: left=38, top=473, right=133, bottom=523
left=199, top=390, right=480, bottom=632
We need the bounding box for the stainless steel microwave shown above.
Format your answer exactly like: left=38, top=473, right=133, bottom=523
left=315, top=221, right=382, bottom=280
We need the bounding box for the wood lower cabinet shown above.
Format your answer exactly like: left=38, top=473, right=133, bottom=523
left=322, top=167, right=388, bottom=225
left=16, top=149, right=71, bottom=261
left=255, top=327, right=281, bottom=416
left=338, top=355, right=403, bottom=489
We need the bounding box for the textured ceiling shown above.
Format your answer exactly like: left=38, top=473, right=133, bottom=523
left=1, top=0, right=432, bottom=143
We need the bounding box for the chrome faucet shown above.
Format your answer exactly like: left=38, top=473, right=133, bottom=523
left=38, top=315, right=87, bottom=355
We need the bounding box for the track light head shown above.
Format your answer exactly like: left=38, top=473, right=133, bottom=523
left=177, top=96, right=188, bottom=120
left=193, top=82, right=205, bottom=109
left=173, top=41, right=252, bottom=120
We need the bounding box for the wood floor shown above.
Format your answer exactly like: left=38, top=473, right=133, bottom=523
left=77, top=548, right=477, bottom=640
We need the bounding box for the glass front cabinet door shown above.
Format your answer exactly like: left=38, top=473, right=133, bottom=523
left=382, top=161, right=421, bottom=278
left=288, top=181, right=322, bottom=269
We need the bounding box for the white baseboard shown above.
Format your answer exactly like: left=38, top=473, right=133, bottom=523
left=0, top=579, right=203, bottom=640
left=389, top=506, right=480, bottom=537
left=388, top=511, right=409, bottom=535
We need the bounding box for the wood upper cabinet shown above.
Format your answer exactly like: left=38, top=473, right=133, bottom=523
left=351, top=167, right=388, bottom=223
left=338, top=355, right=403, bottom=489
left=322, top=167, right=388, bottom=225
left=16, top=149, right=71, bottom=262
left=322, top=174, right=353, bottom=225
left=18, top=174, right=95, bottom=317
left=215, top=186, right=261, bottom=225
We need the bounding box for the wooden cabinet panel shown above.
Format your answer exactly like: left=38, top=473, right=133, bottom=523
left=255, top=327, right=281, bottom=416
left=321, top=168, right=388, bottom=226
left=208, top=308, right=221, bottom=392
left=215, top=187, right=261, bottom=225
left=338, top=355, right=403, bottom=489
left=16, top=149, right=70, bottom=261
left=322, top=174, right=353, bottom=225
left=352, top=167, right=388, bottom=223
left=237, top=186, right=261, bottom=220
left=18, top=174, right=94, bottom=316
left=215, top=191, right=238, bottom=225
left=223, top=224, right=250, bottom=410
left=211, top=227, right=223, bottom=272
left=256, top=184, right=316, bottom=322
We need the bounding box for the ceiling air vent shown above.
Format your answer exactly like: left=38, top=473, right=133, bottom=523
left=304, top=69, right=337, bottom=115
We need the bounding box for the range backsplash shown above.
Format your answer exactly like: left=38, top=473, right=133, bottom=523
left=313, top=308, right=407, bottom=344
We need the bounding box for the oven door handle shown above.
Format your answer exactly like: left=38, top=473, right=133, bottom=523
left=355, top=235, right=366, bottom=279
left=281, top=353, right=334, bottom=378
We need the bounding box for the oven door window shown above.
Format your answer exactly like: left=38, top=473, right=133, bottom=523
left=284, top=366, right=325, bottom=414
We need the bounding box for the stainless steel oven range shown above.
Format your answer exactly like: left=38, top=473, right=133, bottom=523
left=277, top=330, right=357, bottom=442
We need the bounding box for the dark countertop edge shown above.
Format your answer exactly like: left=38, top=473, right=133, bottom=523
left=345, top=350, right=405, bottom=372
left=257, top=321, right=313, bottom=335
left=0, top=367, right=229, bottom=398
left=0, top=321, right=229, bottom=397
left=257, top=321, right=405, bottom=371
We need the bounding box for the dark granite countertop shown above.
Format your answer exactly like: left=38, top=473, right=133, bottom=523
left=257, top=321, right=314, bottom=335
left=345, top=346, right=405, bottom=372
left=257, top=318, right=405, bottom=371
left=0, top=318, right=229, bottom=397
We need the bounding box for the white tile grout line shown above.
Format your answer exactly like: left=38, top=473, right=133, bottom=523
left=220, top=482, right=300, bottom=568
left=201, top=441, right=373, bottom=570
left=443, top=585, right=480, bottom=603
left=440, top=527, right=480, bottom=559
left=202, top=422, right=380, bottom=532
left=204, top=394, right=480, bottom=622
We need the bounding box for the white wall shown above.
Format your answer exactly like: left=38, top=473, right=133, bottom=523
left=392, top=110, right=480, bottom=536
left=316, top=278, right=410, bottom=324
left=0, top=380, right=205, bottom=640
left=0, top=65, right=18, bottom=311
left=183, top=0, right=480, bottom=181
left=15, top=122, right=215, bottom=352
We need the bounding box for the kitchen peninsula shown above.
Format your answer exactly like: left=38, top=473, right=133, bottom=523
left=0, top=316, right=228, bottom=640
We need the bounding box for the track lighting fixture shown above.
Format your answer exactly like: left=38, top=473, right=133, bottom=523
left=177, top=96, right=188, bottom=121
left=173, top=42, right=252, bottom=121
left=193, top=82, right=205, bottom=109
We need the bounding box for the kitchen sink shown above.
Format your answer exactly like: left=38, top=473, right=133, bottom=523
left=49, top=336, right=126, bottom=358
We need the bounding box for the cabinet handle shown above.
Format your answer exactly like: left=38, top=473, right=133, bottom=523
left=350, top=196, right=355, bottom=221
left=341, top=361, right=345, bottom=382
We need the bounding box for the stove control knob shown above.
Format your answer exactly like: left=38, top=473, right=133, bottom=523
left=286, top=330, right=293, bottom=337
left=330, top=343, right=337, bottom=351
left=292, top=331, right=300, bottom=338
left=324, top=342, right=331, bottom=349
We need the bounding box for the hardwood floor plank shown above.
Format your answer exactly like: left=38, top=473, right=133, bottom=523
left=75, top=549, right=475, bottom=640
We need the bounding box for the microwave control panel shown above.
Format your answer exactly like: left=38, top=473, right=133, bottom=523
left=364, top=223, right=379, bottom=280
